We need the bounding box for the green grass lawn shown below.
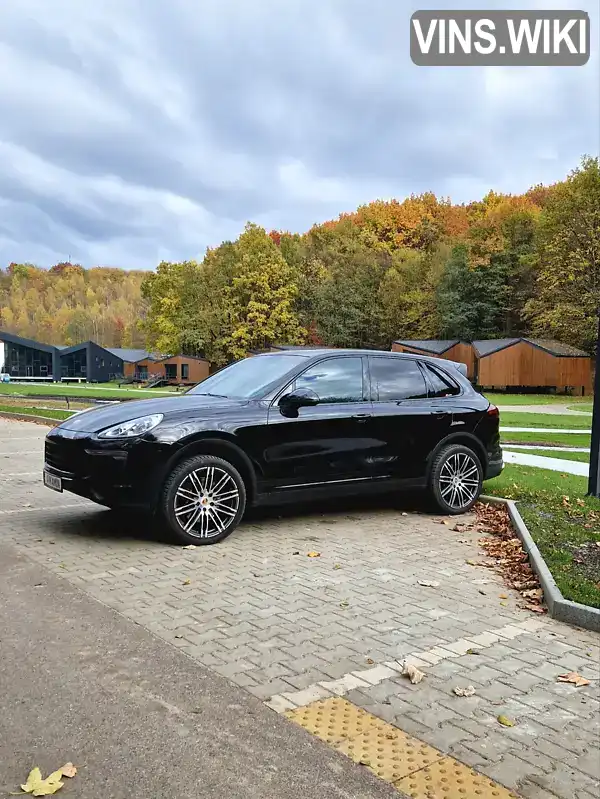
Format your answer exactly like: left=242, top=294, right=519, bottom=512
left=484, top=464, right=600, bottom=608
left=502, top=431, right=591, bottom=447
left=0, top=403, right=72, bottom=421
left=500, top=412, right=591, bottom=430
left=0, top=382, right=177, bottom=401
left=503, top=448, right=590, bottom=464
left=567, top=403, right=593, bottom=412
left=486, top=393, right=591, bottom=406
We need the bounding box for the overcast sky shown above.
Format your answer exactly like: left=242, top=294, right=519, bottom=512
left=0, top=0, right=598, bottom=270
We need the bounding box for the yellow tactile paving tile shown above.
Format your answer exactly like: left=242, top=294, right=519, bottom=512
left=284, top=696, right=387, bottom=744
left=395, top=757, right=520, bottom=798
left=286, top=698, right=521, bottom=799
left=335, top=725, right=444, bottom=783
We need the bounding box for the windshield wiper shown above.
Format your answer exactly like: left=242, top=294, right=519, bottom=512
left=192, top=392, right=229, bottom=399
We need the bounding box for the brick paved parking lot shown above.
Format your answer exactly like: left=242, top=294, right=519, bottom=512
left=1, top=419, right=599, bottom=798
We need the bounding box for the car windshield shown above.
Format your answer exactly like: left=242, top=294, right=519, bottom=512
left=187, top=354, right=308, bottom=399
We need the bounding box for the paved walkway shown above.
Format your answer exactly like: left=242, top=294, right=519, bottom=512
left=504, top=446, right=590, bottom=453
left=498, top=406, right=591, bottom=416
left=502, top=450, right=589, bottom=476
left=501, top=427, right=590, bottom=434
left=1, top=420, right=599, bottom=799
left=0, top=545, right=396, bottom=799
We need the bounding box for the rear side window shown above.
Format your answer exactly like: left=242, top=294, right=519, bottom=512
left=422, top=364, right=460, bottom=398
left=369, top=357, right=427, bottom=401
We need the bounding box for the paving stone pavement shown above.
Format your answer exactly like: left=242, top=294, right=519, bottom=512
left=1, top=419, right=599, bottom=799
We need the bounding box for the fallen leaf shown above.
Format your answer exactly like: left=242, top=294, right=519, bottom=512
left=339, top=601, right=349, bottom=609
left=174, top=634, right=184, bottom=639
left=453, top=685, right=476, bottom=697
left=466, top=648, right=481, bottom=655
left=499, top=594, right=508, bottom=599
left=500, top=601, right=508, bottom=607
left=557, top=672, right=590, bottom=687
left=497, top=714, right=514, bottom=727
left=307, top=551, right=321, bottom=558
left=577, top=499, right=585, bottom=507
left=401, top=662, right=425, bottom=684
left=478, top=589, right=486, bottom=595
left=292, top=551, right=300, bottom=556
left=417, top=580, right=440, bottom=588
left=333, top=564, right=342, bottom=570
left=520, top=603, right=547, bottom=614
left=182, top=579, right=191, bottom=586
left=20, top=767, right=65, bottom=796
left=59, top=764, right=76, bottom=779
left=366, top=658, right=375, bottom=665
left=521, top=588, right=543, bottom=600
left=183, top=545, right=197, bottom=550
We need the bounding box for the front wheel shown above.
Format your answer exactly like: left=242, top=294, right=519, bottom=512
left=428, top=444, right=483, bottom=515
left=161, top=455, right=246, bottom=545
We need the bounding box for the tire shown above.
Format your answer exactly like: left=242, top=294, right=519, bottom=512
left=428, top=444, right=483, bottom=515
left=160, top=455, right=246, bottom=545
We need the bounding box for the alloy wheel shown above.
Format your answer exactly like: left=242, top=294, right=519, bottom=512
left=438, top=452, right=480, bottom=510
left=174, top=466, right=240, bottom=539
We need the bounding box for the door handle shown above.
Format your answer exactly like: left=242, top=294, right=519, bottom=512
left=433, top=411, right=450, bottom=419
left=352, top=413, right=371, bottom=422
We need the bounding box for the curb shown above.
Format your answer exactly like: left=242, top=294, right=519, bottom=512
left=480, top=494, right=600, bottom=633
left=0, top=411, right=62, bottom=426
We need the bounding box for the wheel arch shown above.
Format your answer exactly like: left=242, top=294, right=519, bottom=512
left=426, top=432, right=488, bottom=480
left=159, top=434, right=259, bottom=506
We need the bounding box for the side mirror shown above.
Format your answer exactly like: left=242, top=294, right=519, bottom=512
left=278, top=388, right=319, bottom=417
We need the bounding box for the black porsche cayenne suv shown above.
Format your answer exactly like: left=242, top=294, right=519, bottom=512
left=43, top=349, right=503, bottom=545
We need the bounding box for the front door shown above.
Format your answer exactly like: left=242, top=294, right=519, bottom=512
left=264, top=355, right=376, bottom=489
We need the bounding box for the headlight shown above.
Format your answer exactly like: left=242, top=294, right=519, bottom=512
left=98, top=414, right=163, bottom=439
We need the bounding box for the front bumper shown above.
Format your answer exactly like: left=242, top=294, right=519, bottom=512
left=44, top=428, right=166, bottom=510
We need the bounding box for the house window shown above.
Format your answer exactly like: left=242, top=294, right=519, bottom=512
left=165, top=364, right=177, bottom=380
left=181, top=363, right=189, bottom=380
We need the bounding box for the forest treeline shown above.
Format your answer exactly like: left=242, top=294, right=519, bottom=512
left=1, top=156, right=598, bottom=366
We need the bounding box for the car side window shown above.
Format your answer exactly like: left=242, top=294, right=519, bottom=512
left=423, top=364, right=460, bottom=398
left=294, top=357, right=364, bottom=403
left=369, top=357, right=428, bottom=401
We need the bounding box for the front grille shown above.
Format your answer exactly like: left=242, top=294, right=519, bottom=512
left=45, top=438, right=88, bottom=476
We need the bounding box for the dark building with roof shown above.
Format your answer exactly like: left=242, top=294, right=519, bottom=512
left=473, top=338, right=592, bottom=394
left=58, top=341, right=124, bottom=382
left=0, top=330, right=60, bottom=379
left=392, top=340, right=476, bottom=379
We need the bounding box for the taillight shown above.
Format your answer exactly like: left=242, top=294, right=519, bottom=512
left=487, top=404, right=499, bottom=417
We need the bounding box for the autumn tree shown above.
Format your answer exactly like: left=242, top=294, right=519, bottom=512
left=220, top=223, right=306, bottom=361
left=525, top=156, right=600, bottom=352
left=436, top=245, right=503, bottom=340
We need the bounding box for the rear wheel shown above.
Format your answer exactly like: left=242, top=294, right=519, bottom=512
left=428, top=444, right=483, bottom=515
left=161, top=455, right=246, bottom=545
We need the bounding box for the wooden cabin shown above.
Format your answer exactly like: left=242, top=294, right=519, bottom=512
left=473, top=338, right=592, bottom=395
left=107, top=348, right=210, bottom=386
left=392, top=340, right=476, bottom=380
left=139, top=355, right=210, bottom=386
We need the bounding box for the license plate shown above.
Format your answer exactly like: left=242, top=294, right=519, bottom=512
left=43, top=471, right=62, bottom=492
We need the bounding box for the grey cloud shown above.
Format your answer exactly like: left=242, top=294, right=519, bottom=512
left=0, top=0, right=597, bottom=269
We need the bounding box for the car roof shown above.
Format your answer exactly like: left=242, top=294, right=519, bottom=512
left=256, top=348, right=436, bottom=360
left=254, top=348, right=470, bottom=379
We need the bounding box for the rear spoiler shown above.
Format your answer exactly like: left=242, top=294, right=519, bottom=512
left=429, top=357, right=468, bottom=378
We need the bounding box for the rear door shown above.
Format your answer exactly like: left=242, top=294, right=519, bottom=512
left=263, top=355, right=376, bottom=489
left=368, top=355, right=441, bottom=480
